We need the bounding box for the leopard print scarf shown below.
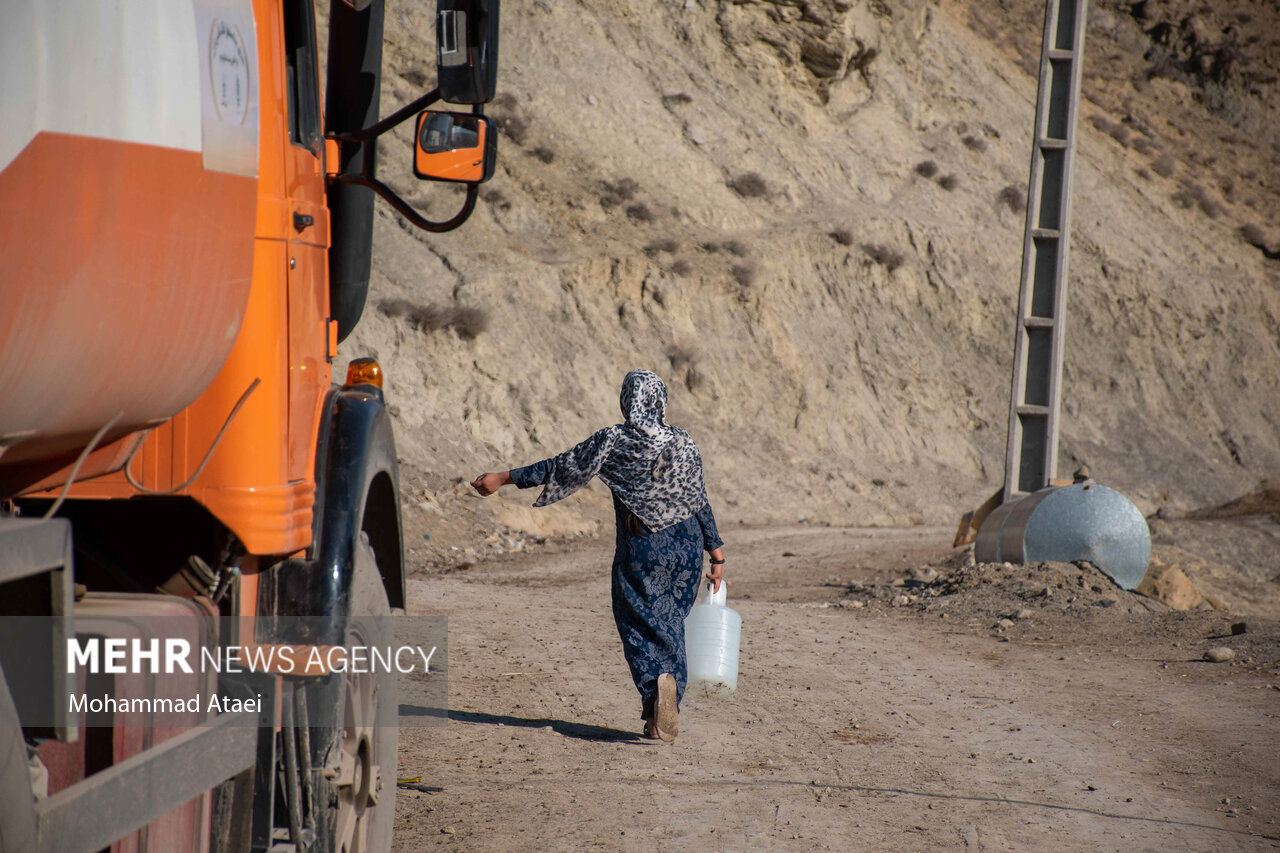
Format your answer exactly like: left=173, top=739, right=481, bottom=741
left=531, top=370, right=709, bottom=532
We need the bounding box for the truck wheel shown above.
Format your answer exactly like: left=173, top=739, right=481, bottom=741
left=0, top=666, right=37, bottom=853
left=313, top=533, right=398, bottom=853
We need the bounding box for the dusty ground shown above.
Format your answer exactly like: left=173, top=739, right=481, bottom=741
left=390, top=525, right=1280, bottom=852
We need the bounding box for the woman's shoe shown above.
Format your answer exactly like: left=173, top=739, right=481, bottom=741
left=654, top=674, right=678, bottom=742
left=642, top=718, right=660, bottom=740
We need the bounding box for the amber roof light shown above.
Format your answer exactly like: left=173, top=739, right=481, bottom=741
left=345, top=358, right=383, bottom=388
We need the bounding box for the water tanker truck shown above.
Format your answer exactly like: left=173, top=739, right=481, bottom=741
left=0, top=1, right=498, bottom=850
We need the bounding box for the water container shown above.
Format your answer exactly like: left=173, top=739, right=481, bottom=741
left=683, top=581, right=741, bottom=694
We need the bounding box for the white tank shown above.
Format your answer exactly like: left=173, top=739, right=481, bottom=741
left=684, top=580, right=741, bottom=694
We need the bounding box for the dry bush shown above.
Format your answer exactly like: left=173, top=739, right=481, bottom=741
left=914, top=160, right=938, bottom=178
left=1131, top=137, right=1158, bottom=156
left=699, top=242, right=720, bottom=253
left=1152, top=154, right=1176, bottom=177
left=1135, top=167, right=1152, bottom=180
left=377, top=299, right=490, bottom=339
left=662, top=93, right=693, bottom=106
left=491, top=92, right=518, bottom=111
left=829, top=228, right=855, bottom=246
left=1089, top=115, right=1130, bottom=148
left=497, top=115, right=529, bottom=146
left=728, top=172, right=769, bottom=198
left=861, top=243, right=904, bottom=272
left=723, top=240, right=749, bottom=257
left=962, top=135, right=987, bottom=152
left=937, top=174, right=960, bottom=191
left=402, top=68, right=428, bottom=88
left=626, top=203, right=655, bottom=223
left=1240, top=223, right=1268, bottom=247
left=530, top=146, right=555, bottom=164
left=644, top=239, right=679, bottom=256
left=666, top=345, right=698, bottom=371
left=731, top=263, right=757, bottom=287
left=481, top=187, right=512, bottom=212
left=671, top=259, right=693, bottom=276
left=1173, top=180, right=1222, bottom=218
left=997, top=185, right=1025, bottom=213
left=599, top=178, right=640, bottom=211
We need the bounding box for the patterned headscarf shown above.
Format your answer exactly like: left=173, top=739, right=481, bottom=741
left=531, top=370, right=709, bottom=531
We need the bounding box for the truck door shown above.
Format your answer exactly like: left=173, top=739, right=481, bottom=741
left=282, top=0, right=330, bottom=485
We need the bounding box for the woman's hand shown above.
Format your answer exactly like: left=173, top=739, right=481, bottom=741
left=470, top=471, right=512, bottom=497
left=706, top=547, right=725, bottom=592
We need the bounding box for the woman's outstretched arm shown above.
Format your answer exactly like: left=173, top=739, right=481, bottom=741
left=470, top=470, right=512, bottom=496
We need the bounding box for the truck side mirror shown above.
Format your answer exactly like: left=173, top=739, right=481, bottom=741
left=413, top=111, right=496, bottom=183
left=436, top=0, right=499, bottom=104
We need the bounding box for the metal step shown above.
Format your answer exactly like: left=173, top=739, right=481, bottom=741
left=1003, top=0, right=1090, bottom=501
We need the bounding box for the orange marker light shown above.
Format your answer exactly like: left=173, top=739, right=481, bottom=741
left=345, top=358, right=383, bottom=388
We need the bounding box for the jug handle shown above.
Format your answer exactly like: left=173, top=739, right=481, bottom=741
left=705, top=579, right=727, bottom=607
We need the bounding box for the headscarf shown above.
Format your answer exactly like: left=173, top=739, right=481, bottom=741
left=530, top=370, right=709, bottom=531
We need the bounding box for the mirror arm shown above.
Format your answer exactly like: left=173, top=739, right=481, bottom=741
left=328, top=87, right=481, bottom=233
left=333, top=172, right=479, bottom=233
left=329, top=88, right=442, bottom=143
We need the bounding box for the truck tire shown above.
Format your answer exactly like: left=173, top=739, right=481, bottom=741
left=312, top=532, right=398, bottom=853
left=0, top=666, right=37, bottom=853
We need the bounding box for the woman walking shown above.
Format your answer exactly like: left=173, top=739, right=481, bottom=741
left=470, top=369, right=726, bottom=741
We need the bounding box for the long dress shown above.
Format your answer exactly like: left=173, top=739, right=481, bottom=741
left=510, top=460, right=723, bottom=718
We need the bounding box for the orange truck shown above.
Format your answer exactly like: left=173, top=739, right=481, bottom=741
left=0, top=0, right=497, bottom=850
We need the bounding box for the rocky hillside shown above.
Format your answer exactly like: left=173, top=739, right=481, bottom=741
left=340, top=0, right=1280, bottom=553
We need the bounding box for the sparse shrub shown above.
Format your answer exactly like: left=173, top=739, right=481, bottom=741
left=671, top=259, right=693, bottom=276
left=700, top=242, right=720, bottom=253
left=1089, top=115, right=1130, bottom=147
left=626, top=203, right=654, bottom=223
left=937, top=174, right=960, bottom=191
left=662, top=93, right=694, bottom=106
left=962, top=135, right=987, bottom=152
left=482, top=187, right=512, bottom=211
left=829, top=228, right=855, bottom=246
left=666, top=345, right=698, bottom=371
left=1152, top=154, right=1176, bottom=177
left=1135, top=167, right=1152, bottom=180
left=1131, top=137, right=1158, bottom=156
left=497, top=115, right=529, bottom=146
left=1241, top=223, right=1267, bottom=247
left=492, top=92, right=518, bottom=111
left=914, top=160, right=938, bottom=178
left=731, top=263, right=757, bottom=287
left=599, top=178, right=640, bottom=211
left=643, top=239, right=679, bottom=256
left=861, top=243, right=904, bottom=272
left=450, top=307, right=490, bottom=339
left=377, top=299, right=489, bottom=339
left=728, top=172, right=769, bottom=198
left=530, top=146, right=555, bottom=164
left=850, top=46, right=878, bottom=76
left=402, top=68, right=428, bottom=88
left=997, top=185, right=1024, bottom=213
left=723, top=240, right=749, bottom=257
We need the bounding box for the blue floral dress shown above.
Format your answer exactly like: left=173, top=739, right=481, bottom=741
left=511, top=461, right=723, bottom=718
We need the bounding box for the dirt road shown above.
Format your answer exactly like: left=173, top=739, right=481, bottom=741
left=392, top=526, right=1280, bottom=851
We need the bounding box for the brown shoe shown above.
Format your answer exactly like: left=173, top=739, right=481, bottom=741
left=642, top=718, right=661, bottom=740
left=654, top=674, right=678, bottom=742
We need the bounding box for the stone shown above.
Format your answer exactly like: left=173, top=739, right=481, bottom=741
left=687, top=125, right=708, bottom=145
left=997, top=618, right=1015, bottom=629
left=891, top=595, right=910, bottom=607
left=1204, top=647, right=1235, bottom=663
left=1016, top=609, right=1034, bottom=620
left=1231, top=621, right=1248, bottom=635
left=1136, top=561, right=1204, bottom=610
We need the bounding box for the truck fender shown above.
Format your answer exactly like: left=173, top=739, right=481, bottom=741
left=258, top=385, right=404, bottom=646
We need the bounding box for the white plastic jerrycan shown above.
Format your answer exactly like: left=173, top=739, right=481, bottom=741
left=683, top=580, right=741, bottom=695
